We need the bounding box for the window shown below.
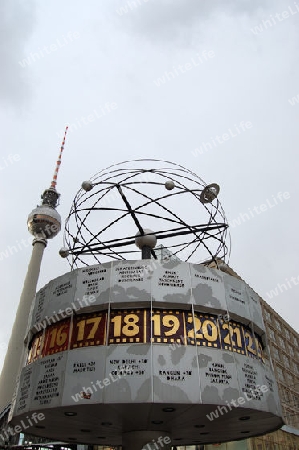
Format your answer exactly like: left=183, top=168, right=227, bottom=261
left=275, top=319, right=281, bottom=331
left=278, top=335, right=285, bottom=349
left=281, top=387, right=290, bottom=402
left=268, top=327, right=275, bottom=341
left=287, top=372, right=293, bottom=385
left=272, top=346, right=279, bottom=360
left=264, top=310, right=271, bottom=321
left=276, top=366, right=284, bottom=381
left=283, top=354, right=290, bottom=368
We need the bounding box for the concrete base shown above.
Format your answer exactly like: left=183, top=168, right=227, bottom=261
left=122, top=431, right=172, bottom=450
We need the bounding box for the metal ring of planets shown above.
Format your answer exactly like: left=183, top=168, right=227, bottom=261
left=63, top=159, right=230, bottom=269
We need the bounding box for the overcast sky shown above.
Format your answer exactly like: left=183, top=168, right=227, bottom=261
left=1, top=0, right=299, bottom=372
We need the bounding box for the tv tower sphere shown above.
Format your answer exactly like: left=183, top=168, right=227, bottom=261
left=27, top=203, right=61, bottom=239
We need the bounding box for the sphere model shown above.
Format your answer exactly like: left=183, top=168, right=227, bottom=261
left=200, top=183, right=220, bottom=204
left=63, top=159, right=229, bottom=269
left=59, top=247, right=70, bottom=258
left=165, top=180, right=175, bottom=190
left=81, top=180, right=93, bottom=192
left=135, top=229, right=157, bottom=249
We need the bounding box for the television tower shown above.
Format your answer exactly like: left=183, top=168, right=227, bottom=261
left=0, top=127, right=68, bottom=413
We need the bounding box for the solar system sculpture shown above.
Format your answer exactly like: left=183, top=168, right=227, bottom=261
left=61, top=160, right=229, bottom=268
left=7, top=158, right=282, bottom=449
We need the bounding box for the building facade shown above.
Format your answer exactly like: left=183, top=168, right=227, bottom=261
left=204, top=261, right=299, bottom=450
left=249, top=298, right=299, bottom=449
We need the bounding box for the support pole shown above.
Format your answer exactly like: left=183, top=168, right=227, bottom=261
left=122, top=431, right=172, bottom=450
left=142, top=245, right=152, bottom=260
left=0, top=237, right=47, bottom=412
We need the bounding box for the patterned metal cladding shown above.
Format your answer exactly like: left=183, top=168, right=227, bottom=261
left=11, top=261, right=283, bottom=445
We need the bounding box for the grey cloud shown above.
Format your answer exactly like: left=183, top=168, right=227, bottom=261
left=114, top=0, right=274, bottom=42
left=0, top=0, right=36, bottom=107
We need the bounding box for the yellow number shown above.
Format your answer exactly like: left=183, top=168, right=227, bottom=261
left=56, top=324, right=68, bottom=346
left=49, top=324, right=68, bottom=348
left=49, top=328, right=57, bottom=348
left=151, top=314, right=161, bottom=336
left=163, top=315, right=180, bottom=336
left=232, top=326, right=242, bottom=348
left=86, top=317, right=101, bottom=339
left=28, top=334, right=43, bottom=362
left=244, top=331, right=257, bottom=355
left=111, top=315, right=122, bottom=337
left=35, top=335, right=43, bottom=358
left=222, top=324, right=242, bottom=348
left=222, top=323, right=231, bottom=345
left=76, top=319, right=86, bottom=341
left=76, top=317, right=101, bottom=341
left=202, top=319, right=218, bottom=342
left=187, top=316, right=201, bottom=339
left=122, top=314, right=139, bottom=336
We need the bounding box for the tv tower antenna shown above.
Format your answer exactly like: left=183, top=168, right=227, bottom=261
left=51, top=125, right=68, bottom=190
left=0, top=127, right=68, bottom=413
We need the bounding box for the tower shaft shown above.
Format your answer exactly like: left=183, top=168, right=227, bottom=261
left=122, top=431, right=172, bottom=450
left=0, top=237, right=47, bottom=412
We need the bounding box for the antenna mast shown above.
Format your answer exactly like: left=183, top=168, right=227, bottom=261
left=41, top=126, right=68, bottom=208
left=50, top=125, right=68, bottom=190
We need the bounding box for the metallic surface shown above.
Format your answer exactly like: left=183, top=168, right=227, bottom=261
left=11, top=261, right=283, bottom=446
left=63, top=160, right=230, bottom=268
left=27, top=205, right=61, bottom=239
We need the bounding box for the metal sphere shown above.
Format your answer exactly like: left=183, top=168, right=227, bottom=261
left=81, top=180, right=93, bottom=191
left=135, top=229, right=157, bottom=249
left=27, top=205, right=61, bottom=239
left=63, top=159, right=230, bottom=268
left=59, top=247, right=69, bottom=258
left=200, top=183, right=220, bottom=204
left=165, top=180, right=175, bottom=190
left=218, top=262, right=231, bottom=274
